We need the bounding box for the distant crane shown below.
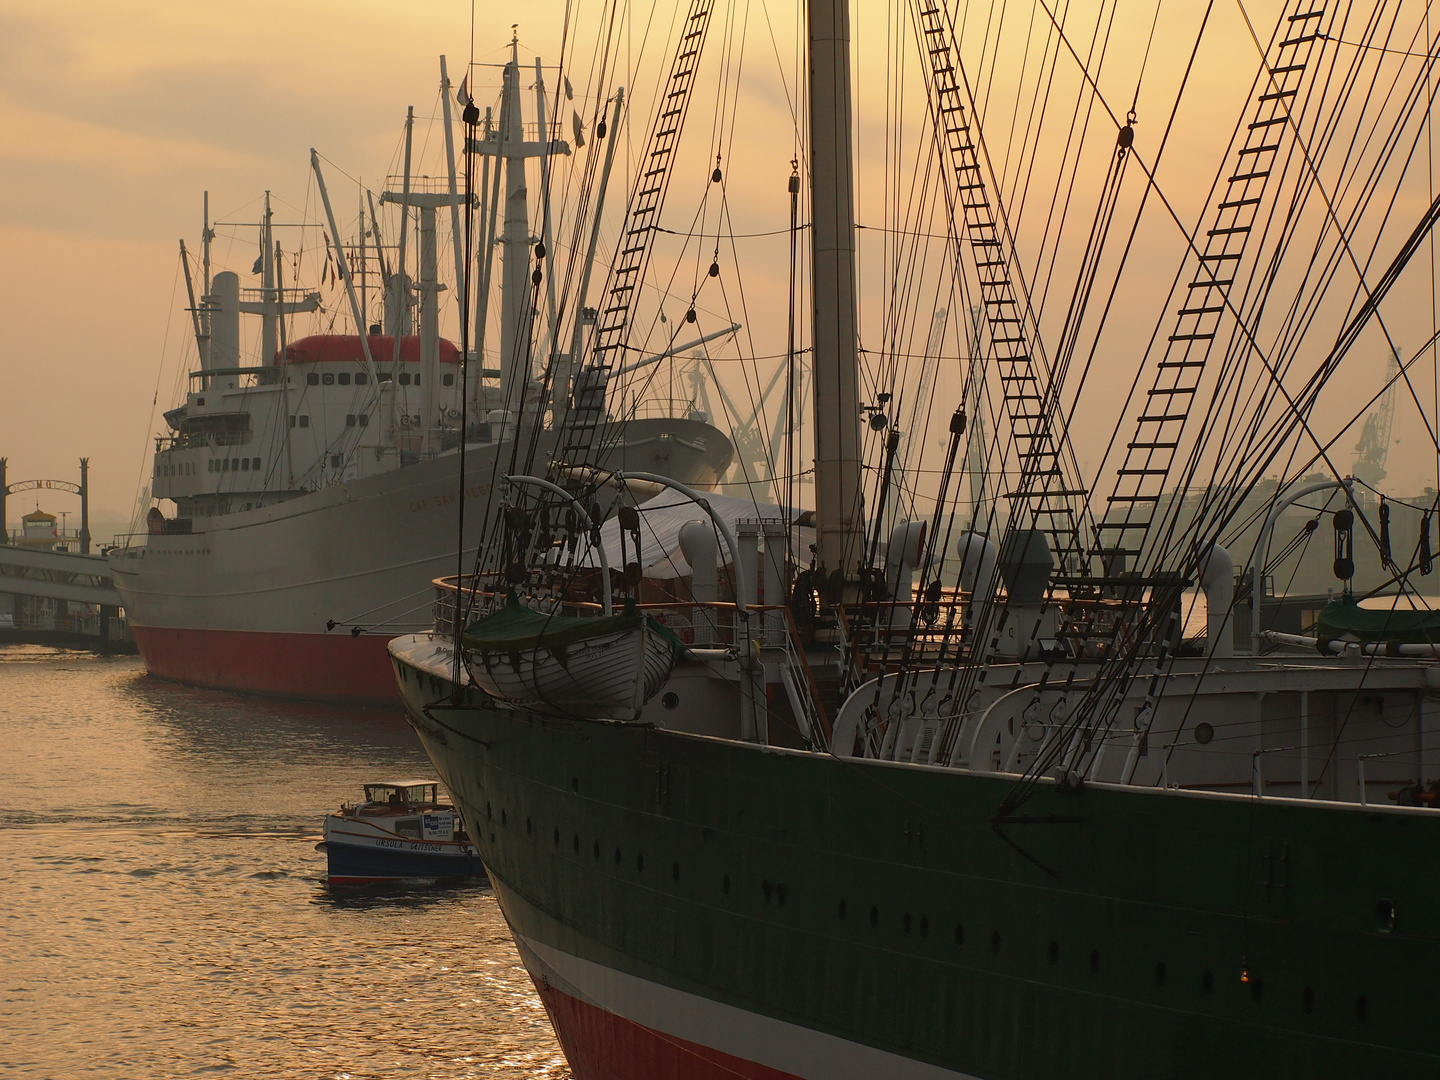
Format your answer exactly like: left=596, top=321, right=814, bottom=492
left=1353, top=347, right=1400, bottom=489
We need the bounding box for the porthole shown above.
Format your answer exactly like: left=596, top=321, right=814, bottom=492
left=636, top=853, right=644, bottom=873
left=919, top=917, right=929, bottom=939
left=1202, top=970, right=1215, bottom=995
left=723, top=874, right=730, bottom=894
left=1048, top=941, right=1059, bottom=965
left=991, top=931, right=1002, bottom=955
left=1089, top=949, right=1100, bottom=974
left=763, top=879, right=773, bottom=902
left=1355, top=996, right=1368, bottom=1023
left=614, top=846, right=622, bottom=866
left=1155, top=962, right=1167, bottom=987
left=776, top=885, right=786, bottom=908
left=486, top=802, right=492, bottom=820
left=672, top=861, right=680, bottom=882
left=1250, top=977, right=1264, bottom=1004
left=573, top=834, right=580, bottom=853
left=553, top=827, right=560, bottom=846
left=500, top=809, right=507, bottom=827
left=570, top=777, right=580, bottom=793
left=870, top=905, right=879, bottom=928
left=955, top=923, right=965, bottom=946
left=662, top=692, right=679, bottom=710
left=593, top=840, right=600, bottom=859
left=838, top=900, right=847, bottom=920
left=903, top=912, right=912, bottom=934
left=443, top=372, right=455, bottom=386
left=323, top=372, right=335, bottom=386
left=1302, top=987, right=1315, bottom=1014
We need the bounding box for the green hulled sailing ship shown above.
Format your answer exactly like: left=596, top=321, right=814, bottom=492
left=390, top=0, right=1440, bottom=1075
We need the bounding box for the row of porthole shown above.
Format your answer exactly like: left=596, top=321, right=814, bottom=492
left=835, top=900, right=1370, bottom=1022
left=489, top=799, right=1374, bottom=1026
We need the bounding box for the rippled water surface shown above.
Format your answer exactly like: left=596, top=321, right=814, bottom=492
left=0, top=647, right=568, bottom=1078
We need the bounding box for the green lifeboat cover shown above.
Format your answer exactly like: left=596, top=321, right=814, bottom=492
left=1315, top=596, right=1440, bottom=647
left=462, top=594, right=683, bottom=655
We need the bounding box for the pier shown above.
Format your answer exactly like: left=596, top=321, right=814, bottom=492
left=0, top=457, right=134, bottom=652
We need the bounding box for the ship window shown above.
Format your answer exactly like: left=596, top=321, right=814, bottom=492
left=253, top=458, right=260, bottom=470
left=207, top=460, right=214, bottom=473
left=306, top=373, right=319, bottom=386
left=345, top=414, right=356, bottom=427
left=338, top=372, right=351, bottom=386
left=222, top=459, right=230, bottom=472
left=358, top=414, right=369, bottom=427
left=378, top=372, right=392, bottom=383
left=240, top=458, right=250, bottom=471
left=399, top=372, right=411, bottom=386
left=330, top=454, right=343, bottom=469
left=443, top=372, right=454, bottom=386
left=298, top=415, right=309, bottom=428
left=414, top=374, right=420, bottom=386
left=289, top=415, right=296, bottom=429
left=322, top=372, right=335, bottom=386
left=355, top=371, right=368, bottom=385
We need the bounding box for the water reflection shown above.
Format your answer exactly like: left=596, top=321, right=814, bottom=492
left=1, top=648, right=567, bottom=1078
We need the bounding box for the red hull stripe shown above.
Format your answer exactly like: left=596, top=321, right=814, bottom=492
left=131, top=624, right=399, bottom=706
left=538, top=978, right=802, bottom=1080
left=511, top=931, right=974, bottom=1080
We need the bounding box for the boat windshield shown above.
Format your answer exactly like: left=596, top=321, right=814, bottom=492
left=362, top=783, right=439, bottom=806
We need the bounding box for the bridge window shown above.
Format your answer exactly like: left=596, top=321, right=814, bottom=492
left=338, top=372, right=351, bottom=386
left=355, top=371, right=369, bottom=385
left=330, top=454, right=343, bottom=469
left=357, top=414, right=369, bottom=427
left=298, top=415, right=310, bottom=428
left=240, top=458, right=249, bottom=471
left=345, top=414, right=356, bottom=427
left=398, top=372, right=411, bottom=386
left=443, top=372, right=454, bottom=387
left=252, top=458, right=260, bottom=470
left=306, top=373, right=319, bottom=387
left=414, top=374, right=420, bottom=386
left=222, top=459, right=230, bottom=472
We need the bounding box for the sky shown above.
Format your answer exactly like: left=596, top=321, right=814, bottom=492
left=3, top=0, right=1439, bottom=543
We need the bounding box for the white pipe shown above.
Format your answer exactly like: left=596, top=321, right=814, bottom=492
left=1197, top=542, right=1234, bottom=658
left=615, top=471, right=747, bottom=613
left=504, top=474, right=611, bottom=616
left=1251, top=477, right=1353, bottom=645
left=956, top=531, right=997, bottom=631
left=678, top=520, right=718, bottom=602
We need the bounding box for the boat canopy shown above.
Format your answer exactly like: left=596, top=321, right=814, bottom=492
left=363, top=781, right=441, bottom=806
left=1316, top=596, right=1440, bottom=648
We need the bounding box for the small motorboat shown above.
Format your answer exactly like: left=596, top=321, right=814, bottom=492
left=319, top=779, right=484, bottom=886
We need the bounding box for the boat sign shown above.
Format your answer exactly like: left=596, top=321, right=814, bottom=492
left=422, top=812, right=454, bottom=841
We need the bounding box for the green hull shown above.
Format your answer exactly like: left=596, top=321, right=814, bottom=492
left=395, top=649, right=1440, bottom=1079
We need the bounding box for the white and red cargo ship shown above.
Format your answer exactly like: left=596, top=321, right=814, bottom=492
left=110, top=52, right=734, bottom=706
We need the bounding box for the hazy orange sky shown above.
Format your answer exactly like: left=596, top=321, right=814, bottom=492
left=3, top=0, right=1437, bottom=539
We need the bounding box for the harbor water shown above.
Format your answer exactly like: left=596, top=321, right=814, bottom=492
left=0, top=646, right=568, bottom=1078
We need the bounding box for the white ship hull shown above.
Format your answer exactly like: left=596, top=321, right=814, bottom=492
left=110, top=420, right=730, bottom=706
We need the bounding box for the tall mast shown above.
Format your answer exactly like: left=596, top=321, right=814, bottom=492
left=260, top=191, right=277, bottom=364
left=500, top=37, right=532, bottom=407
left=439, top=55, right=467, bottom=320
left=807, top=0, right=864, bottom=583
left=201, top=191, right=213, bottom=367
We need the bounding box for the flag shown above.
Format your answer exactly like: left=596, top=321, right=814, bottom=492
left=252, top=254, right=263, bottom=275
left=564, top=75, right=574, bottom=101
left=457, top=74, right=471, bottom=107
left=572, top=110, right=586, bottom=148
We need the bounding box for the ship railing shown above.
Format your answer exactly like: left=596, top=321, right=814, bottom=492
left=431, top=574, right=830, bottom=745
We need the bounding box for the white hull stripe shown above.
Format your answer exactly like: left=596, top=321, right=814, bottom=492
left=510, top=928, right=978, bottom=1080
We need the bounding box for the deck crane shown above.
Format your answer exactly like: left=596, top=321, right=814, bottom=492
left=1352, top=347, right=1400, bottom=489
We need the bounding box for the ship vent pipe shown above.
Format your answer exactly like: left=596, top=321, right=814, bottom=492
left=1198, top=543, right=1234, bottom=659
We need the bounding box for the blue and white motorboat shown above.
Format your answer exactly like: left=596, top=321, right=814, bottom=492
left=320, top=779, right=484, bottom=886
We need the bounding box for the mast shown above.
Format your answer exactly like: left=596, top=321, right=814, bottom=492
left=201, top=191, right=213, bottom=367
left=807, top=0, right=864, bottom=584
left=500, top=39, right=532, bottom=407
left=260, top=191, right=277, bottom=364
left=439, top=55, right=467, bottom=321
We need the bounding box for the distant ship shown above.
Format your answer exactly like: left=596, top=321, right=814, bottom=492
left=110, top=50, right=732, bottom=706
